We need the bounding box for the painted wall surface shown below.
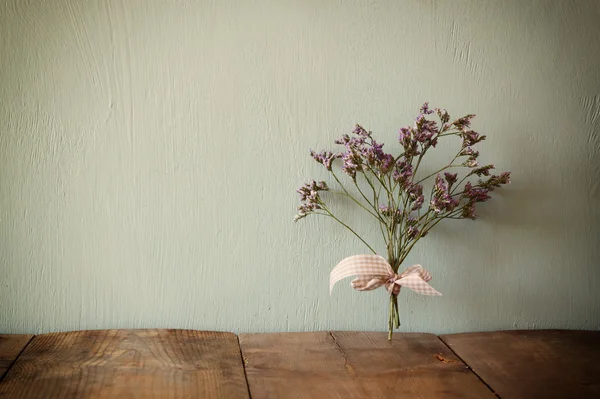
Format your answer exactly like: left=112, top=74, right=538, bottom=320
left=1, top=0, right=599, bottom=335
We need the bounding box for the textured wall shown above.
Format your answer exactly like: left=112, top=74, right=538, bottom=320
left=1, top=0, right=599, bottom=334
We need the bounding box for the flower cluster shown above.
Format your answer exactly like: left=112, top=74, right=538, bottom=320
left=458, top=170, right=511, bottom=219
left=296, top=103, right=510, bottom=228
left=431, top=175, right=460, bottom=214
left=407, top=182, right=425, bottom=211
left=294, top=180, right=329, bottom=221
left=379, top=204, right=402, bottom=220
left=405, top=216, right=420, bottom=239
left=331, top=125, right=397, bottom=180
left=397, top=102, right=445, bottom=158
left=310, top=150, right=341, bottom=171
left=460, top=146, right=480, bottom=168
left=392, top=160, right=412, bottom=186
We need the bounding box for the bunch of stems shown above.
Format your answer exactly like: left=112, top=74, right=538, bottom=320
left=313, top=126, right=470, bottom=339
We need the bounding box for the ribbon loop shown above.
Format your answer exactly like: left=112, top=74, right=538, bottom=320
left=329, top=254, right=441, bottom=296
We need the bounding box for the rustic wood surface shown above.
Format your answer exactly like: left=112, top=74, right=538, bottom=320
left=2, top=329, right=598, bottom=398
left=441, top=330, right=600, bottom=399
left=0, top=335, right=34, bottom=381
left=0, top=329, right=249, bottom=399
left=239, top=331, right=496, bottom=398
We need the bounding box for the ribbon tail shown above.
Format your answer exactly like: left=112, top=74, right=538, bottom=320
left=329, top=254, right=392, bottom=294
left=395, top=274, right=442, bottom=296
left=352, top=276, right=387, bottom=291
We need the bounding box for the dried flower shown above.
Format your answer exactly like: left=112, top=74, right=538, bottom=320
left=460, top=147, right=478, bottom=156
left=393, top=159, right=413, bottom=187
left=405, top=182, right=425, bottom=211
left=461, top=130, right=486, bottom=147
left=295, top=102, right=511, bottom=339
left=414, top=114, right=439, bottom=145
left=420, top=102, right=434, bottom=115
left=353, top=124, right=372, bottom=137
left=481, top=172, right=511, bottom=190
left=398, top=127, right=421, bottom=157
left=461, top=202, right=477, bottom=220
left=340, top=150, right=362, bottom=180
left=435, top=108, right=450, bottom=124
left=453, top=114, right=476, bottom=131
left=444, top=172, right=458, bottom=187
left=464, top=158, right=479, bottom=168
left=310, top=150, right=341, bottom=171
left=294, top=180, right=329, bottom=221
left=463, top=182, right=491, bottom=203
left=431, top=175, right=459, bottom=214
left=379, top=204, right=401, bottom=219
left=471, top=165, right=495, bottom=177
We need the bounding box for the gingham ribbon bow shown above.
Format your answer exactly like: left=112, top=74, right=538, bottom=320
left=329, top=254, right=442, bottom=296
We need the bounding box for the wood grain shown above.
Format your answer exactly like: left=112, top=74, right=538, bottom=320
left=0, top=329, right=249, bottom=398
left=0, top=335, right=34, bottom=380
left=239, top=331, right=495, bottom=398
left=440, top=330, right=600, bottom=399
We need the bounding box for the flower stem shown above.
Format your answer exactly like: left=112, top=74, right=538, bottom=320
left=388, top=293, right=400, bottom=340
left=415, top=146, right=464, bottom=185
left=331, top=170, right=380, bottom=219
left=388, top=294, right=394, bottom=340
left=320, top=205, right=377, bottom=254
left=356, top=171, right=390, bottom=247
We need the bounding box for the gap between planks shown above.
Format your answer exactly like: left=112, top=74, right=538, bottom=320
left=0, top=335, right=35, bottom=383
left=437, top=335, right=501, bottom=399
left=236, top=334, right=253, bottom=399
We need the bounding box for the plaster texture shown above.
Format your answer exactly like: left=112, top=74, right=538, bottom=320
left=1, top=0, right=599, bottom=334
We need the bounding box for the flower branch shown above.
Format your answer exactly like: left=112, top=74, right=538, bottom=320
left=295, top=102, right=510, bottom=340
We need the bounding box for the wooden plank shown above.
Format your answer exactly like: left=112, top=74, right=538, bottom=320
left=440, top=330, right=600, bottom=399
left=0, top=335, right=34, bottom=380
left=239, top=331, right=496, bottom=398
left=0, top=329, right=249, bottom=399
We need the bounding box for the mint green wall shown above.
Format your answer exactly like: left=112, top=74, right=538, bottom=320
left=1, top=0, right=599, bottom=334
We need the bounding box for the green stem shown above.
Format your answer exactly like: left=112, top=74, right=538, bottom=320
left=320, top=206, right=377, bottom=254
left=330, top=169, right=390, bottom=248
left=353, top=177, right=380, bottom=216
left=394, top=295, right=400, bottom=328
left=412, top=144, right=426, bottom=178
left=411, top=122, right=453, bottom=180
left=450, top=174, right=474, bottom=195
left=415, top=164, right=462, bottom=185
left=357, top=171, right=390, bottom=247
left=388, top=294, right=394, bottom=340
left=388, top=293, right=400, bottom=341
left=399, top=208, right=462, bottom=258
left=364, top=165, right=392, bottom=196
left=414, top=144, right=464, bottom=185
left=331, top=170, right=380, bottom=219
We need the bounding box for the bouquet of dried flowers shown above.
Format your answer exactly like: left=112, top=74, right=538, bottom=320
left=295, top=103, right=510, bottom=339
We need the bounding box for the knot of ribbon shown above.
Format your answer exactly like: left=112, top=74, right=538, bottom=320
left=329, top=254, right=442, bottom=296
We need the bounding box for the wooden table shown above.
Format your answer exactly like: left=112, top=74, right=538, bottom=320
left=0, top=329, right=598, bottom=398
left=440, top=330, right=600, bottom=399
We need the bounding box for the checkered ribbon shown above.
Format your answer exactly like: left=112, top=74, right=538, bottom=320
left=329, top=254, right=442, bottom=296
